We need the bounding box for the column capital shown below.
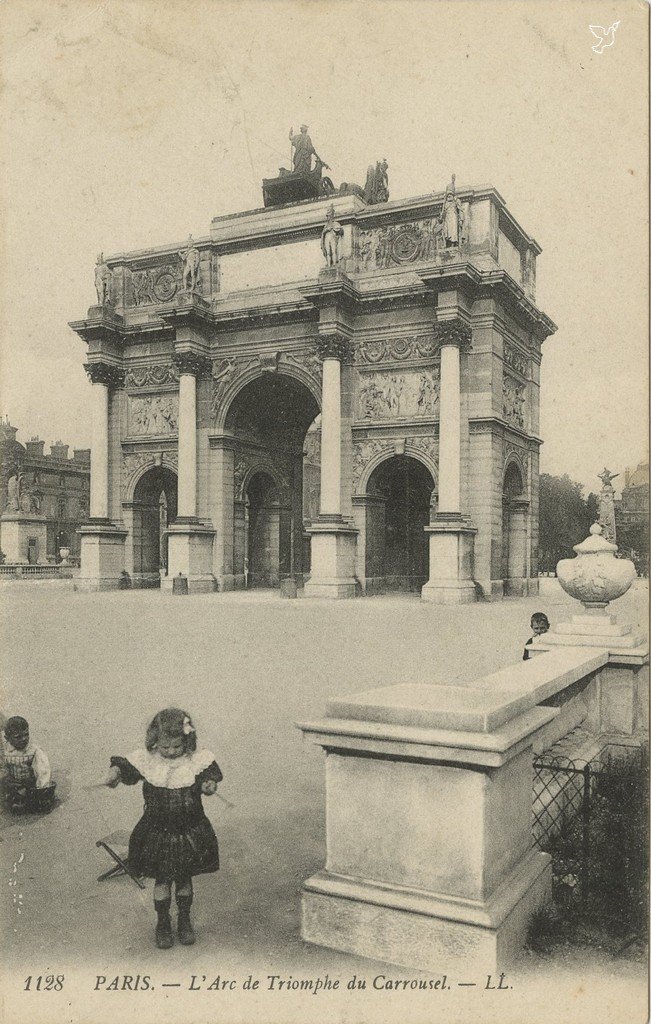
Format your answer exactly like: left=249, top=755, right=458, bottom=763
left=433, top=320, right=472, bottom=349
left=316, top=333, right=354, bottom=363
left=172, top=350, right=212, bottom=377
left=83, top=361, right=125, bottom=388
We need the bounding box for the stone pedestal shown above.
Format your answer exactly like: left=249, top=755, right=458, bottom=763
left=75, top=521, right=127, bottom=591
left=161, top=520, right=216, bottom=594
left=531, top=610, right=645, bottom=653
left=298, top=683, right=555, bottom=973
left=0, top=513, right=48, bottom=564
left=303, top=517, right=358, bottom=599
left=421, top=516, right=477, bottom=604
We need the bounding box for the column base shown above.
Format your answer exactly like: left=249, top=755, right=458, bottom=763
left=162, top=521, right=216, bottom=594
left=75, top=521, right=128, bottom=592
left=422, top=517, right=477, bottom=604
left=214, top=574, right=237, bottom=592
left=302, top=851, right=551, bottom=974
left=304, top=517, right=358, bottom=599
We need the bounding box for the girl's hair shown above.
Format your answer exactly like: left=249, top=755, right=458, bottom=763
left=145, top=708, right=197, bottom=753
left=531, top=612, right=550, bottom=627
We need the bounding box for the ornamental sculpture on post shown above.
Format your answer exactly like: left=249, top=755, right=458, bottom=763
left=440, top=175, right=464, bottom=247
left=94, top=253, right=110, bottom=306
left=179, top=236, right=201, bottom=293
left=363, top=159, right=389, bottom=204
left=320, top=205, right=344, bottom=267
left=526, top=522, right=643, bottom=654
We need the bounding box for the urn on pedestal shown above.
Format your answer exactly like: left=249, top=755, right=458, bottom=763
left=531, top=523, right=642, bottom=654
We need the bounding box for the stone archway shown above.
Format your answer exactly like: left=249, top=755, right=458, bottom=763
left=225, top=373, right=320, bottom=589
left=131, top=466, right=178, bottom=586
left=502, top=460, right=528, bottom=596
left=244, top=471, right=287, bottom=588
left=365, top=455, right=435, bottom=594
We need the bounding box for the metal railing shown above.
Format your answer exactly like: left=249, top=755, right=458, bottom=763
left=533, top=745, right=648, bottom=896
left=0, top=564, right=74, bottom=579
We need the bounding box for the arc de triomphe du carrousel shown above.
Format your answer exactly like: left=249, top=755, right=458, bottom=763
left=70, top=134, right=556, bottom=598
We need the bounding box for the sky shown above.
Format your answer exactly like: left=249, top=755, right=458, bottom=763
left=0, top=0, right=648, bottom=497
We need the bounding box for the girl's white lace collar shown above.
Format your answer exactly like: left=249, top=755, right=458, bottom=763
left=126, top=748, right=215, bottom=789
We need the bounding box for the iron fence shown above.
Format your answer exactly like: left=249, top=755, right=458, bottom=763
left=532, top=744, right=648, bottom=900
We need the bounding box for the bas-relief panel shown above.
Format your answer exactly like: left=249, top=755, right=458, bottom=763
left=353, top=212, right=469, bottom=271
left=127, top=393, right=179, bottom=436
left=356, top=336, right=439, bottom=364
left=357, top=369, right=439, bottom=421
left=124, top=252, right=218, bottom=307
left=503, top=342, right=529, bottom=378
left=502, top=375, right=527, bottom=430
left=125, top=364, right=179, bottom=388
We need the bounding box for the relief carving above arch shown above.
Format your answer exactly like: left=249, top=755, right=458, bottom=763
left=121, top=450, right=178, bottom=498
left=210, top=349, right=322, bottom=429
left=352, top=435, right=439, bottom=493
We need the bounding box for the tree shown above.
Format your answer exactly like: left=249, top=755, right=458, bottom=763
left=538, top=474, right=598, bottom=573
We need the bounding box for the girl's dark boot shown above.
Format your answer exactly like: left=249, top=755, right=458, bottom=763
left=154, top=898, right=173, bottom=949
left=176, top=894, right=195, bottom=945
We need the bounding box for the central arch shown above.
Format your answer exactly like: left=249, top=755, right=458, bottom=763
left=365, top=455, right=435, bottom=593
left=226, top=372, right=320, bottom=589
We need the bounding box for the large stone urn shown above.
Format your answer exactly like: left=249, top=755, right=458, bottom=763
left=531, top=523, right=642, bottom=653
left=556, top=523, right=636, bottom=609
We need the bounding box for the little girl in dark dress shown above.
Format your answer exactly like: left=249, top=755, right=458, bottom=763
left=105, top=707, right=222, bottom=949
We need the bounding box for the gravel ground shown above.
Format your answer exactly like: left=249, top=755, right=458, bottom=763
left=1, top=582, right=647, bottom=1024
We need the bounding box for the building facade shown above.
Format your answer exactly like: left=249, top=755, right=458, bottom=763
left=70, top=180, right=556, bottom=597
left=0, top=419, right=90, bottom=562
left=616, top=460, right=649, bottom=575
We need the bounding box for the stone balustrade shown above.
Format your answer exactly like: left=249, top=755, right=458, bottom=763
left=297, top=639, right=648, bottom=974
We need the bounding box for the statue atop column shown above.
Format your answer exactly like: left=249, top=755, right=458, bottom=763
left=363, top=160, right=389, bottom=204
left=598, top=466, right=618, bottom=544
left=320, top=205, right=344, bottom=267
left=94, top=253, right=110, bottom=305
left=440, top=175, right=464, bottom=247
left=598, top=467, right=619, bottom=489
left=179, top=235, right=201, bottom=292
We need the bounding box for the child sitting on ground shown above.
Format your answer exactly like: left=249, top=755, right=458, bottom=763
left=2, top=716, right=56, bottom=813
left=523, top=612, right=550, bottom=660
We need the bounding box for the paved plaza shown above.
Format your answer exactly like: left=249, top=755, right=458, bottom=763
left=1, top=582, right=648, bottom=1024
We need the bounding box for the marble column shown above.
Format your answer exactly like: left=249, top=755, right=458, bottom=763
left=304, top=334, right=358, bottom=599
left=422, top=322, right=477, bottom=604
left=75, top=361, right=127, bottom=591
left=177, top=366, right=198, bottom=520
left=163, top=351, right=216, bottom=593
left=437, top=341, right=462, bottom=514
left=320, top=356, right=342, bottom=515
